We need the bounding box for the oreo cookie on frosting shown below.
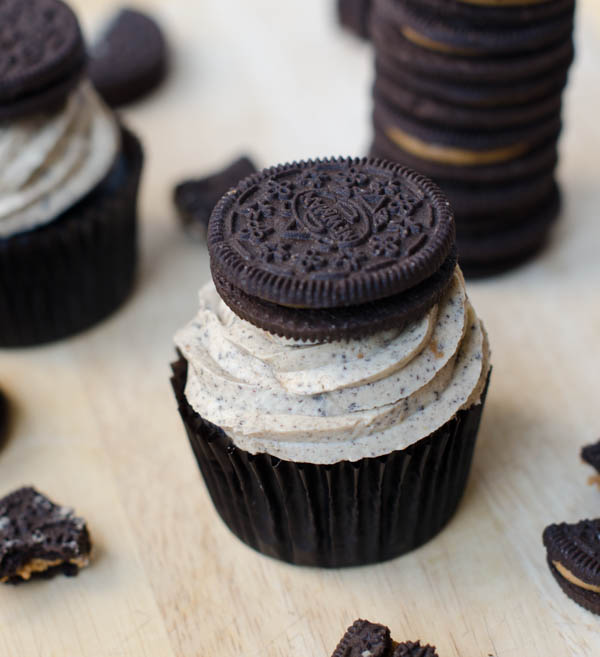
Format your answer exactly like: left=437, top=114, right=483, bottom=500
left=543, top=519, right=600, bottom=615
left=172, top=156, right=491, bottom=567
left=0, top=0, right=144, bottom=346
left=208, top=157, right=455, bottom=340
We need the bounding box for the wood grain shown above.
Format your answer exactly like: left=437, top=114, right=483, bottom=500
left=1, top=1, right=599, bottom=655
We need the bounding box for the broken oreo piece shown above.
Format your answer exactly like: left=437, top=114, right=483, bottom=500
left=543, top=518, right=600, bottom=615
left=581, top=440, right=600, bottom=487
left=89, top=8, right=168, bottom=107
left=331, top=620, right=439, bottom=657
left=0, top=487, right=91, bottom=584
left=393, top=641, right=439, bottom=657
left=174, top=156, right=257, bottom=240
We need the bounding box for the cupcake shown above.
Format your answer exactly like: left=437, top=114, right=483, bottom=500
left=0, top=0, right=143, bottom=347
left=172, top=157, right=491, bottom=567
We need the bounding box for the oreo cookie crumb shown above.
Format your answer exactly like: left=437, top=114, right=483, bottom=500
left=0, top=487, right=91, bottom=584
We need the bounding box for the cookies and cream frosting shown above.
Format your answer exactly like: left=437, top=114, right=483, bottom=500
left=175, top=267, right=490, bottom=465
left=0, top=80, right=119, bottom=238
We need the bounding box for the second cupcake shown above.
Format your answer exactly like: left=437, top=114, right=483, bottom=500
left=172, top=157, right=491, bottom=567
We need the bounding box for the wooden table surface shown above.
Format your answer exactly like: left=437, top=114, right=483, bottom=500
left=1, top=1, right=600, bottom=655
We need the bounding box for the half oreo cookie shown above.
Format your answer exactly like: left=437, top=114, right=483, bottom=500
left=543, top=519, right=600, bottom=615
left=208, top=157, right=456, bottom=340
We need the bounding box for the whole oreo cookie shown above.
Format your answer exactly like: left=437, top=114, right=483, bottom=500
left=378, top=0, right=574, bottom=55
left=374, top=81, right=562, bottom=132
left=89, top=8, right=168, bottom=107
left=212, top=247, right=456, bottom=341
left=371, top=18, right=575, bottom=84
left=414, top=0, right=574, bottom=25
left=543, top=519, right=600, bottom=615
left=0, top=0, right=86, bottom=119
left=375, top=55, right=570, bottom=109
left=209, top=158, right=455, bottom=310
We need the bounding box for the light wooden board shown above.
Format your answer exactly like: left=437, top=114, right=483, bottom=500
left=1, top=1, right=600, bottom=655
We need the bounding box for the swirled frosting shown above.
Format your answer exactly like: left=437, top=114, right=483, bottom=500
left=175, top=267, right=490, bottom=464
left=0, top=80, right=119, bottom=238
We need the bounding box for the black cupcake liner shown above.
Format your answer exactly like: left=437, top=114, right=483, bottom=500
left=171, top=354, right=490, bottom=568
left=0, top=126, right=143, bottom=347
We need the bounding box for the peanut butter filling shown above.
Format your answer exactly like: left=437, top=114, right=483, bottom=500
left=401, top=26, right=478, bottom=56
left=0, top=556, right=89, bottom=583
left=554, top=561, right=600, bottom=594
left=385, top=126, right=530, bottom=166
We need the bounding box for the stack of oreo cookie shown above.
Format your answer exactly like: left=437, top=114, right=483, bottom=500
left=369, top=0, right=576, bottom=275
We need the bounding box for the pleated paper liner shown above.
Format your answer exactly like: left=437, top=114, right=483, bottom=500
left=171, top=354, right=490, bottom=568
left=0, top=126, right=143, bottom=347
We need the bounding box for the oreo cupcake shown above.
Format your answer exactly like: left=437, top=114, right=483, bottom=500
left=0, top=0, right=143, bottom=347
left=172, top=157, right=491, bottom=567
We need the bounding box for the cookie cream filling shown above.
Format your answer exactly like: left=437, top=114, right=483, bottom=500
left=0, top=80, right=119, bottom=238
left=175, top=267, right=490, bottom=464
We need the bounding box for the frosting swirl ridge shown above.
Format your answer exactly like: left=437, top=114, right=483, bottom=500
left=175, top=267, right=490, bottom=464
left=0, top=80, right=119, bottom=238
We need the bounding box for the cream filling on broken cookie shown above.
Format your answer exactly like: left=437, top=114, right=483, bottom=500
left=554, top=561, right=600, bottom=594
left=0, top=555, right=89, bottom=582
left=175, top=267, right=490, bottom=464
left=0, top=80, right=119, bottom=238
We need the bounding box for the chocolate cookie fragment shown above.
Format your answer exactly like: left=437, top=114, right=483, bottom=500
left=89, top=8, right=168, bottom=107
left=174, top=156, right=257, bottom=240
left=331, top=619, right=391, bottom=657
left=581, top=440, right=600, bottom=488
left=0, top=0, right=86, bottom=119
left=543, top=519, right=600, bottom=615
left=330, top=620, right=439, bottom=657
left=0, top=487, right=91, bottom=583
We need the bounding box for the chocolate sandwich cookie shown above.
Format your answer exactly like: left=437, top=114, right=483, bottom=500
left=375, top=56, right=570, bottom=109
left=374, top=80, right=563, bottom=132
left=330, top=620, right=440, bottom=657
left=371, top=19, right=575, bottom=84
left=371, top=130, right=559, bottom=185
left=338, top=0, right=372, bottom=39
left=89, top=8, right=168, bottom=107
left=414, top=0, right=575, bottom=25
left=0, top=487, right=91, bottom=583
left=208, top=157, right=455, bottom=340
left=174, top=156, right=257, bottom=240
left=374, top=102, right=562, bottom=167
left=378, top=0, right=575, bottom=55
left=0, top=0, right=86, bottom=120
left=543, top=519, right=600, bottom=615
